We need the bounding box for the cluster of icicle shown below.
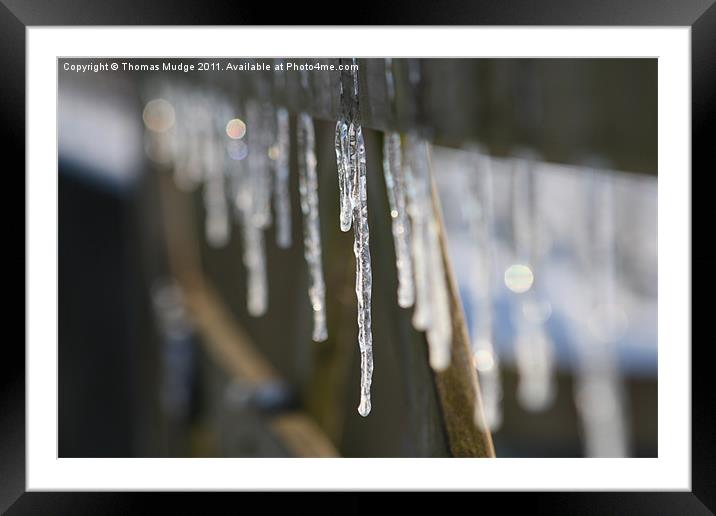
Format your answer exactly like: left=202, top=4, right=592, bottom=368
left=381, top=60, right=453, bottom=373
left=159, top=87, right=272, bottom=316
left=334, top=118, right=374, bottom=417
left=159, top=85, right=327, bottom=344
left=155, top=70, right=455, bottom=420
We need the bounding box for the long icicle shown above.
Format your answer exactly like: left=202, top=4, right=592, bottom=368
left=423, top=144, right=452, bottom=371
left=382, top=132, right=415, bottom=308
left=511, top=156, right=556, bottom=411
left=243, top=100, right=269, bottom=317
left=203, top=102, right=230, bottom=248
left=336, top=59, right=374, bottom=415
left=242, top=213, right=268, bottom=317
left=404, top=136, right=431, bottom=331
left=273, top=107, right=292, bottom=248
left=351, top=124, right=373, bottom=416
left=466, top=151, right=503, bottom=431
left=405, top=134, right=451, bottom=371
left=297, top=113, right=328, bottom=342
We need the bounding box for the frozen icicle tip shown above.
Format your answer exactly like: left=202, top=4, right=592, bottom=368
left=474, top=403, right=502, bottom=433
left=276, top=236, right=291, bottom=250
left=429, top=352, right=451, bottom=372
left=358, top=396, right=371, bottom=417
left=474, top=405, right=488, bottom=432
left=411, top=311, right=430, bottom=332
left=206, top=214, right=229, bottom=248
left=517, top=378, right=556, bottom=412
left=247, top=298, right=267, bottom=318
left=312, top=325, right=328, bottom=343
left=397, top=297, right=413, bottom=309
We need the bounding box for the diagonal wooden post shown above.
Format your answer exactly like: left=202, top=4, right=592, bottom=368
left=428, top=146, right=496, bottom=458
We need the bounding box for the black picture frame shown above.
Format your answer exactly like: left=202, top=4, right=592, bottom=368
left=4, top=1, right=712, bottom=512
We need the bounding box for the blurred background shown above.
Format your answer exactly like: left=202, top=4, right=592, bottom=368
left=58, top=58, right=656, bottom=458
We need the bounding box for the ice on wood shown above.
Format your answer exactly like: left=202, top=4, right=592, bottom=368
left=297, top=113, right=328, bottom=342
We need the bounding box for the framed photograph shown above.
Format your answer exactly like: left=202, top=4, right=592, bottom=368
left=5, top=0, right=711, bottom=511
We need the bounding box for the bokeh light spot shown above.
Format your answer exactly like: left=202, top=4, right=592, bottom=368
left=504, top=264, right=534, bottom=294
left=226, top=118, right=246, bottom=139
left=143, top=99, right=175, bottom=133
left=227, top=140, right=248, bottom=160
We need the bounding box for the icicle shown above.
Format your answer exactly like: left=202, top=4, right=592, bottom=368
left=574, top=170, right=629, bottom=457
left=334, top=119, right=353, bottom=232
left=241, top=214, right=268, bottom=317
left=259, top=103, right=275, bottom=229
left=273, top=107, right=292, bottom=248
left=510, top=156, right=556, bottom=411
left=202, top=102, right=230, bottom=248
left=337, top=60, right=374, bottom=415
left=239, top=99, right=270, bottom=317
left=382, top=133, right=415, bottom=308
left=425, top=214, right=452, bottom=371
left=403, top=145, right=430, bottom=331
left=296, top=113, right=328, bottom=342
left=171, top=90, right=206, bottom=192
left=350, top=124, right=374, bottom=416
left=464, top=151, right=503, bottom=431
left=404, top=134, right=451, bottom=371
